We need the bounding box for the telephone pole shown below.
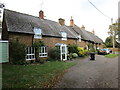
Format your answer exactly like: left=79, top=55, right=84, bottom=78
left=111, top=18, right=115, bottom=54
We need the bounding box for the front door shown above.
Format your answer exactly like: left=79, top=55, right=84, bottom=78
left=60, top=45, right=67, bottom=61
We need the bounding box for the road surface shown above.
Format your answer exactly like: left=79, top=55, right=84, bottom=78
left=55, top=55, right=118, bottom=88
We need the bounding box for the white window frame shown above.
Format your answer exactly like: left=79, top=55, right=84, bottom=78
left=61, top=32, right=67, bottom=40
left=39, top=46, right=48, bottom=57
left=60, top=44, right=67, bottom=61
left=78, top=35, right=81, bottom=42
left=86, top=45, right=88, bottom=50
left=0, top=8, right=3, bottom=22
left=26, top=47, right=35, bottom=61
left=33, top=27, right=42, bottom=39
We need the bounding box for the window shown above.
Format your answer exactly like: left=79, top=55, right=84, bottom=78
left=61, top=32, right=67, bottom=40
left=34, top=27, right=42, bottom=39
left=26, top=47, right=35, bottom=60
left=78, top=35, right=81, bottom=42
left=39, top=46, right=48, bottom=57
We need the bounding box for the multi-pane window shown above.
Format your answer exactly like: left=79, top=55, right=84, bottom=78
left=34, top=27, right=42, bottom=39
left=26, top=47, right=35, bottom=60
left=39, top=46, right=47, bottom=57
left=61, top=32, right=67, bottom=40
left=26, top=46, right=48, bottom=60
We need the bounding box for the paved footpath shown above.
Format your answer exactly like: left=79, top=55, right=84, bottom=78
left=55, top=55, right=118, bottom=88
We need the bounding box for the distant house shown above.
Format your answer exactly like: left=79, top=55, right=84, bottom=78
left=2, top=9, right=103, bottom=61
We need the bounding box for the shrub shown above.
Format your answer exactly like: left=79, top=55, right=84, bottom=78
left=72, top=53, right=78, bottom=58
left=77, top=47, right=84, bottom=57
left=49, top=47, right=60, bottom=60
left=32, top=41, right=44, bottom=47
left=9, top=41, right=26, bottom=65
left=46, top=57, right=55, bottom=61
left=67, top=53, right=73, bottom=60
left=68, top=44, right=78, bottom=53
left=84, top=49, right=89, bottom=55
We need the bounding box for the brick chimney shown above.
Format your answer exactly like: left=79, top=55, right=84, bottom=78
left=70, top=16, right=74, bottom=27
left=92, top=29, right=95, bottom=34
left=58, top=18, right=65, bottom=25
left=39, top=10, right=44, bottom=19
left=81, top=25, right=85, bottom=30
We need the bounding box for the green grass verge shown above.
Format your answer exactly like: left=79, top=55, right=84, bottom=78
left=105, top=54, right=119, bottom=58
left=2, top=61, right=76, bottom=88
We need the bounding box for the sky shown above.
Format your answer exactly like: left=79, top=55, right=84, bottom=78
left=0, top=0, right=119, bottom=42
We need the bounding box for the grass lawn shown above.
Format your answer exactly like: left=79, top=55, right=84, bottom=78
left=105, top=54, right=119, bottom=58
left=2, top=61, right=76, bottom=88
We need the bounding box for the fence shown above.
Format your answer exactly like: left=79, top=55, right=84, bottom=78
left=109, top=48, right=120, bottom=52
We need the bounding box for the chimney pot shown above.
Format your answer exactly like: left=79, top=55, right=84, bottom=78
left=58, top=18, right=65, bottom=25
left=70, top=16, right=74, bottom=27
left=81, top=25, right=85, bottom=30
left=39, top=10, right=44, bottom=19
left=92, top=29, right=95, bottom=34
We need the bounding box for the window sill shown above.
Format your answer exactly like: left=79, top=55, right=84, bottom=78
left=34, top=38, right=42, bottom=39
left=62, top=38, right=67, bottom=40
left=26, top=58, right=35, bottom=61
left=39, top=56, right=48, bottom=57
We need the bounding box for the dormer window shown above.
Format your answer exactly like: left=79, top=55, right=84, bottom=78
left=78, top=35, right=81, bottom=42
left=34, top=27, right=42, bottom=39
left=61, top=32, right=67, bottom=40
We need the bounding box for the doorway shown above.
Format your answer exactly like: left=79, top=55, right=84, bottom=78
left=55, top=43, right=67, bottom=61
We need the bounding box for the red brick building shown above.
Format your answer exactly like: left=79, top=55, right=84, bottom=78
left=2, top=9, right=103, bottom=61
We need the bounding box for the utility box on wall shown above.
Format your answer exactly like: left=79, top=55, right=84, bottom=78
left=0, top=41, right=9, bottom=63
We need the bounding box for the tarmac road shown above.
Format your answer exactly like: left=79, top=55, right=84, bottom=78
left=55, top=55, right=118, bottom=88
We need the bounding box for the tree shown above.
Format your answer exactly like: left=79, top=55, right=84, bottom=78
left=105, top=36, right=119, bottom=48
left=108, top=23, right=118, bottom=35
left=107, top=18, right=120, bottom=50
left=108, top=19, right=119, bottom=43
left=105, top=36, right=113, bottom=48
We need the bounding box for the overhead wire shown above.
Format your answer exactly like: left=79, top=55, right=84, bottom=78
left=88, top=0, right=111, bottom=19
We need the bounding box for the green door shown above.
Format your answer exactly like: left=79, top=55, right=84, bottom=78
left=0, top=41, right=9, bottom=63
